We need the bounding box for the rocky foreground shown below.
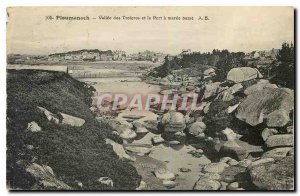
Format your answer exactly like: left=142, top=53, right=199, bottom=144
left=94, top=66, right=294, bottom=190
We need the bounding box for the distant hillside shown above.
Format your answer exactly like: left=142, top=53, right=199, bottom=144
left=7, top=70, right=141, bottom=190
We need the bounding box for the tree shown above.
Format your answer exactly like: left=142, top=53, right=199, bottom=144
left=271, top=43, right=294, bottom=88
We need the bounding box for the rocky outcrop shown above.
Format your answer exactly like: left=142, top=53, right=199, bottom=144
left=26, top=163, right=71, bottom=190
left=235, top=88, right=294, bottom=126
left=227, top=67, right=263, bottom=83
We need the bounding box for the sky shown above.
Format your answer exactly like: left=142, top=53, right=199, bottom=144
left=7, top=7, right=294, bottom=55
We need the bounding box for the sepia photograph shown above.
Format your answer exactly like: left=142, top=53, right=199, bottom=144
left=6, top=6, right=295, bottom=191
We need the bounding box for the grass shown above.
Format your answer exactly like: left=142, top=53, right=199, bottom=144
left=7, top=69, right=141, bottom=190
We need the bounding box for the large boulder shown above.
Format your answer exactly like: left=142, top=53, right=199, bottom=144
left=265, top=134, right=293, bottom=148
left=26, top=163, right=71, bottom=190
left=244, top=79, right=278, bottom=95
left=161, top=111, right=186, bottom=133
left=249, top=157, right=294, bottom=190
left=235, top=88, right=294, bottom=126
left=227, top=67, right=263, bottom=83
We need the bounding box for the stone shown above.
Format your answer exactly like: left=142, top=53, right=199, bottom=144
left=58, top=112, right=85, bottom=127
left=198, top=155, right=212, bottom=165
left=105, top=139, right=136, bottom=162
left=238, top=159, right=252, bottom=168
left=26, top=163, right=71, bottom=190
left=227, top=67, right=263, bottom=83
left=194, top=178, right=221, bottom=190
left=26, top=121, right=42, bottom=132
left=227, top=159, right=239, bottom=166
left=37, top=106, right=59, bottom=124
left=261, top=128, right=278, bottom=141
left=236, top=88, right=294, bottom=126
left=219, top=157, right=232, bottom=163
left=143, top=120, right=160, bottom=133
left=97, top=177, right=113, bottom=187
left=186, top=86, right=195, bottom=91
left=266, top=109, right=290, bottom=127
left=220, top=128, right=237, bottom=141
left=26, top=145, right=34, bottom=150
left=203, top=82, right=221, bottom=100
left=188, top=149, right=204, bottom=158
left=261, top=147, right=293, bottom=160
left=227, top=182, right=239, bottom=190
left=163, top=180, right=177, bottom=188
left=287, top=126, right=294, bottom=134
left=168, top=141, right=181, bottom=145
left=116, top=125, right=137, bottom=140
left=227, top=103, right=240, bottom=114
left=265, top=134, right=293, bottom=148
left=249, top=157, right=294, bottom=190
left=125, top=146, right=151, bottom=156
left=179, top=167, right=191, bottom=173
left=216, top=83, right=243, bottom=101
left=136, top=181, right=147, bottom=190
left=162, top=111, right=186, bottom=133
left=188, top=122, right=206, bottom=137
left=203, top=162, right=229, bottom=174
left=203, top=102, right=211, bottom=114
left=151, top=135, right=165, bottom=145
left=244, top=79, right=278, bottom=95
left=204, top=68, right=216, bottom=76
left=135, top=127, right=149, bottom=134
left=203, top=172, right=221, bottom=181
left=219, top=140, right=248, bottom=161
left=154, top=168, right=175, bottom=181
left=248, top=158, right=275, bottom=169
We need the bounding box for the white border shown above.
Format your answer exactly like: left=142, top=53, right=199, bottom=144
left=1, top=1, right=299, bottom=196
